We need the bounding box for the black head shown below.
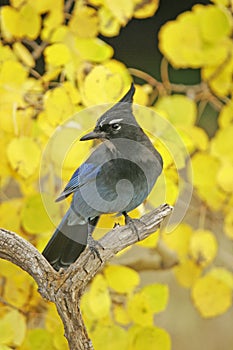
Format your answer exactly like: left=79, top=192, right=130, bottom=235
left=80, top=83, right=141, bottom=141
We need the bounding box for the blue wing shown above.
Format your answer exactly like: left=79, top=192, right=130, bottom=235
left=56, top=162, right=99, bottom=202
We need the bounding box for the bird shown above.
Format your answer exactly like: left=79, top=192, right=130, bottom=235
left=42, top=83, right=163, bottom=271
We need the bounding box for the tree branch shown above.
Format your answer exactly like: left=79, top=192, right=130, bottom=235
left=0, top=203, right=173, bottom=350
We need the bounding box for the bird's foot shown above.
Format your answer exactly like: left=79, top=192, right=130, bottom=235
left=123, top=212, right=145, bottom=241
left=87, top=235, right=104, bottom=262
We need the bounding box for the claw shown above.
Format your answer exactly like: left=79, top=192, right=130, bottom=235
left=123, top=212, right=144, bottom=241
left=87, top=234, right=104, bottom=262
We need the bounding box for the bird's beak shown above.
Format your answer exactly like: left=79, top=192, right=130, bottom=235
left=80, top=131, right=106, bottom=141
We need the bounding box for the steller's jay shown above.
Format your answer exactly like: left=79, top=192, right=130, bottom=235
left=42, top=83, right=163, bottom=270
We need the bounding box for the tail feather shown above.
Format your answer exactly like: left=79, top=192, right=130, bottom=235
left=42, top=227, right=86, bottom=271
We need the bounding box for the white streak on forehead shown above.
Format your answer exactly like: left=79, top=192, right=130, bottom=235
left=109, top=118, right=123, bottom=125
left=99, top=117, right=107, bottom=127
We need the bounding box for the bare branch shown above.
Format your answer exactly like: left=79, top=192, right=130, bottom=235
left=0, top=203, right=173, bottom=350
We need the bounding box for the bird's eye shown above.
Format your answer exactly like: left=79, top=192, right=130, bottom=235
left=111, top=123, right=121, bottom=131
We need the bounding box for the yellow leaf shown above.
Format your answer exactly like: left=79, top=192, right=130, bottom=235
left=159, top=5, right=231, bottom=68
left=129, top=326, right=171, bottom=350
left=44, top=43, right=71, bottom=67
left=80, top=65, right=123, bottom=106
left=195, top=4, right=232, bottom=43
left=219, top=101, right=233, bottom=128
left=105, top=0, right=134, bottom=25
left=13, top=42, right=35, bottom=67
left=133, top=0, right=159, bottom=19
left=210, top=124, right=233, bottom=162
left=1, top=6, right=19, bottom=40
left=185, top=126, right=209, bottom=151
left=134, top=84, right=149, bottom=105
left=104, top=265, right=140, bottom=293
left=99, top=7, right=121, bottom=37
left=7, top=137, right=41, bottom=178
left=217, top=162, right=233, bottom=192
left=140, top=284, right=169, bottom=313
left=191, top=152, right=219, bottom=188
left=0, top=310, right=26, bottom=347
left=69, top=6, right=99, bottom=38
left=0, top=60, right=27, bottom=87
left=174, top=259, right=202, bottom=288
left=21, top=193, right=60, bottom=234
left=162, top=223, right=193, bottom=259
left=88, top=274, right=111, bottom=318
left=63, top=82, right=81, bottom=105
left=44, top=86, right=75, bottom=126
left=209, top=267, right=233, bottom=289
left=113, top=305, right=131, bottom=325
left=154, top=95, right=196, bottom=127
left=1, top=4, right=41, bottom=39
left=91, top=324, right=129, bottom=350
left=189, top=229, right=218, bottom=267
left=202, top=56, right=233, bottom=97
left=127, top=292, right=154, bottom=326
left=41, top=6, right=63, bottom=41
left=192, top=275, right=232, bottom=317
left=75, top=37, right=113, bottom=62
left=18, top=329, right=54, bottom=350
left=0, top=199, right=22, bottom=232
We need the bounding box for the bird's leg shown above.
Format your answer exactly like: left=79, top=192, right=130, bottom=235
left=87, top=219, right=104, bottom=262
left=123, top=211, right=142, bottom=241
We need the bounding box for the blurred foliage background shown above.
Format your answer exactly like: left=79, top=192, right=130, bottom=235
left=0, top=0, right=233, bottom=349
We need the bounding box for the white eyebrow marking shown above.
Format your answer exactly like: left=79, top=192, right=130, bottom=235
left=109, top=118, right=123, bottom=125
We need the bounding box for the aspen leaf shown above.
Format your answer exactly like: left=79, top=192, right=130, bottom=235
left=219, top=101, right=233, bottom=128
left=0, top=60, right=27, bottom=86
left=159, top=5, right=231, bottom=68
left=140, top=284, right=169, bottom=313
left=192, top=152, right=219, bottom=188
left=44, top=43, right=71, bottom=66
left=217, top=162, right=233, bottom=192
left=88, top=275, right=111, bottom=317
left=189, top=229, right=218, bottom=267
left=130, top=326, right=171, bottom=350
left=210, top=124, right=233, bottom=162
left=13, top=42, right=35, bottom=67
left=0, top=310, right=26, bottom=347
left=209, top=267, right=233, bottom=289
left=113, top=305, right=131, bottom=325
left=192, top=275, right=232, bottom=317
left=104, top=265, right=140, bottom=293
left=105, top=0, right=134, bottom=25
left=134, top=0, right=159, bottom=19
left=21, top=194, right=60, bottom=234
left=91, top=324, right=129, bottom=350
left=99, top=7, right=121, bottom=37
left=155, top=95, right=196, bottom=127
left=7, top=137, right=41, bottom=178
left=1, top=4, right=41, bottom=39
left=127, top=292, right=154, bottom=326
left=44, top=86, right=75, bottom=126
left=69, top=7, right=98, bottom=38
left=81, top=65, right=123, bottom=106
left=162, top=223, right=193, bottom=258
left=75, top=37, right=113, bottom=62
left=174, top=259, right=202, bottom=288
left=18, top=329, right=54, bottom=350
left=0, top=199, right=22, bottom=232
